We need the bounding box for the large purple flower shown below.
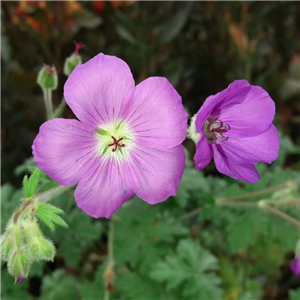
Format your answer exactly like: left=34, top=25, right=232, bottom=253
left=290, top=254, right=300, bottom=278
left=33, top=53, right=187, bottom=218
left=188, top=80, right=279, bottom=183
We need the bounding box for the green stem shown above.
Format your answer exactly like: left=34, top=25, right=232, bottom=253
left=103, top=218, right=115, bottom=300
left=37, top=186, right=71, bottom=203
left=43, top=88, right=53, bottom=120
left=217, top=201, right=257, bottom=208
left=108, top=219, right=115, bottom=261
left=261, top=204, right=300, bottom=228
left=265, top=199, right=300, bottom=206
left=217, top=182, right=291, bottom=204
left=53, top=98, right=66, bottom=118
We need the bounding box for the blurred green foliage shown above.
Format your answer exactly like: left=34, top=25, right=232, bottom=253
left=1, top=1, right=300, bottom=300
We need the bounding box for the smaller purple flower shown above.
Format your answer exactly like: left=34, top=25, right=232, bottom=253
left=16, top=274, right=24, bottom=284
left=188, top=80, right=279, bottom=183
left=290, top=254, right=300, bottom=278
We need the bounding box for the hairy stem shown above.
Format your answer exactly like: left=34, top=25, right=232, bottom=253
left=13, top=200, right=34, bottom=224
left=37, top=185, right=70, bottom=203
left=261, top=205, right=300, bottom=228
left=217, top=182, right=291, bottom=204
left=43, top=88, right=53, bottom=120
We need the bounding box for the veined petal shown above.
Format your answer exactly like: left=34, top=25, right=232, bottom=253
left=127, top=77, right=187, bottom=149
left=32, top=119, right=98, bottom=186
left=194, top=132, right=212, bottom=169
left=212, top=144, right=260, bottom=183
left=128, top=145, right=185, bottom=204
left=74, top=158, right=135, bottom=218
left=219, top=124, right=279, bottom=164
left=195, top=80, right=251, bottom=132
left=64, top=53, right=135, bottom=127
left=221, top=85, right=275, bottom=138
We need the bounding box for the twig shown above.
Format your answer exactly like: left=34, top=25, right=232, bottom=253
left=37, top=185, right=70, bottom=203
left=217, top=182, right=290, bottom=203
left=262, top=204, right=300, bottom=228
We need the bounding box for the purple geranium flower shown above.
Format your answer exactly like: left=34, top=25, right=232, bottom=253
left=33, top=53, right=187, bottom=218
left=188, top=80, right=279, bottom=183
left=290, top=254, right=300, bottom=278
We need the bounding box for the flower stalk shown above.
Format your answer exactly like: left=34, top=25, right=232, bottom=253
left=104, top=218, right=116, bottom=300
left=42, top=88, right=54, bottom=120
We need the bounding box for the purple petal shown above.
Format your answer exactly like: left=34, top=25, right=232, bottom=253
left=64, top=53, right=135, bottom=127
left=74, top=157, right=135, bottom=218
left=194, top=133, right=212, bottom=169
left=128, top=145, right=185, bottom=204
left=219, top=124, right=279, bottom=164
left=212, top=144, right=260, bottom=183
left=16, top=274, right=24, bottom=284
left=127, top=77, right=187, bottom=149
left=290, top=255, right=300, bottom=278
left=32, top=119, right=98, bottom=186
left=220, top=85, right=275, bottom=138
left=195, top=80, right=251, bottom=132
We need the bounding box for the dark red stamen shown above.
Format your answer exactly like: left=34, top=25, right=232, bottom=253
left=211, top=128, right=227, bottom=133
left=108, top=136, right=125, bottom=152
left=73, top=41, right=84, bottom=55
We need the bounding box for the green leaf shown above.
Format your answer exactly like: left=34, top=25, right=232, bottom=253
left=117, top=271, right=165, bottom=300
left=47, top=200, right=102, bottom=268
left=150, top=239, right=223, bottom=299
left=115, top=200, right=188, bottom=270
left=35, top=203, right=68, bottom=232
left=40, top=269, right=79, bottom=300
left=23, top=168, right=41, bottom=198
left=289, top=288, right=300, bottom=300
left=226, top=210, right=268, bottom=253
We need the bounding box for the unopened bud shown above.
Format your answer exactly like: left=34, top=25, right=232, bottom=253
left=16, top=274, right=24, bottom=284
left=37, top=64, right=58, bottom=90
left=31, top=237, right=55, bottom=261
left=7, top=249, right=31, bottom=280
left=1, top=235, right=14, bottom=261
left=63, top=41, right=84, bottom=76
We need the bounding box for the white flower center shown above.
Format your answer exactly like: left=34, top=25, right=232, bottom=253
left=95, top=119, right=134, bottom=161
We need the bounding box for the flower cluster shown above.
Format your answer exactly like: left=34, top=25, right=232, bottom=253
left=1, top=206, right=55, bottom=283
left=33, top=53, right=279, bottom=218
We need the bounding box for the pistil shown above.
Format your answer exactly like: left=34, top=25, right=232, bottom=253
left=205, top=117, right=230, bottom=143
left=108, top=136, right=125, bottom=152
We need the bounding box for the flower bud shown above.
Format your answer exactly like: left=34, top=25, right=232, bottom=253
left=16, top=274, right=24, bottom=284
left=31, top=237, right=55, bottom=261
left=7, top=249, right=31, bottom=280
left=37, top=64, right=58, bottom=90
left=1, top=234, right=14, bottom=261
left=63, top=41, right=84, bottom=76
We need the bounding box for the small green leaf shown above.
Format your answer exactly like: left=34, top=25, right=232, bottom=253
left=35, top=203, right=68, bottom=231
left=23, top=168, right=41, bottom=198
left=289, top=288, right=300, bottom=300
